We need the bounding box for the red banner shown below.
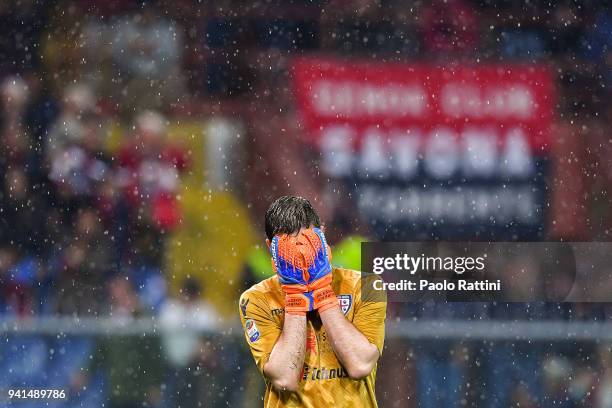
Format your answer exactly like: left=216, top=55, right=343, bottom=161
left=291, top=57, right=555, bottom=240
left=292, top=57, right=553, bottom=149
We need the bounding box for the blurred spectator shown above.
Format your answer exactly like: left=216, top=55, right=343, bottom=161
left=583, top=11, right=612, bottom=92
left=594, top=343, right=612, bottom=407
left=415, top=301, right=487, bottom=408
left=48, top=118, right=112, bottom=209
left=46, top=83, right=97, bottom=161
left=322, top=0, right=394, bottom=55
left=117, top=111, right=186, bottom=233
left=321, top=0, right=420, bottom=57
left=41, top=1, right=88, bottom=93
left=52, top=209, right=115, bottom=315
left=111, top=5, right=185, bottom=114
left=127, top=263, right=167, bottom=314
left=483, top=306, right=545, bottom=408
left=0, top=167, right=49, bottom=253
left=540, top=356, right=575, bottom=408
left=0, top=246, right=37, bottom=316
left=496, top=4, right=548, bottom=60
left=547, top=1, right=587, bottom=57
left=583, top=10, right=612, bottom=62
left=0, top=0, right=47, bottom=75
left=74, top=276, right=163, bottom=408
left=1, top=76, right=31, bottom=170
left=420, top=0, right=478, bottom=57
left=160, top=277, right=220, bottom=408
left=21, top=72, right=59, bottom=181
left=569, top=362, right=596, bottom=406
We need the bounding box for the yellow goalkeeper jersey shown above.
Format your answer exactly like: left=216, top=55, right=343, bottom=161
left=238, top=267, right=387, bottom=408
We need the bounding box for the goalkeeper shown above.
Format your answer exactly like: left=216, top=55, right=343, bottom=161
left=239, top=196, right=386, bottom=407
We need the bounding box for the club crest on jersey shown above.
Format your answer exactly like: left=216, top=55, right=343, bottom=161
left=245, top=318, right=260, bottom=342
left=338, top=295, right=352, bottom=315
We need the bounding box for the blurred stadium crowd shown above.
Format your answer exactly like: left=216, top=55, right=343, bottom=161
left=0, top=0, right=610, bottom=407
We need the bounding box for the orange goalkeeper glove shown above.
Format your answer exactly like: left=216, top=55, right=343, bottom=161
left=306, top=228, right=336, bottom=313
left=270, top=228, right=336, bottom=315
left=270, top=231, right=312, bottom=315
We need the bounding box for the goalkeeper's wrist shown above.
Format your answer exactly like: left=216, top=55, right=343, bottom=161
left=312, top=285, right=337, bottom=312
left=284, top=292, right=312, bottom=315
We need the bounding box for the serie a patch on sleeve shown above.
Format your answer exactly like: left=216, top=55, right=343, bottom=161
left=245, top=318, right=260, bottom=342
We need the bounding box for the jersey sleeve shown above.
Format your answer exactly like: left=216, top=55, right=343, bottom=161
left=238, top=290, right=282, bottom=375
left=351, top=273, right=387, bottom=354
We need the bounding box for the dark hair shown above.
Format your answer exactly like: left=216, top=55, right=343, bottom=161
left=265, top=196, right=321, bottom=240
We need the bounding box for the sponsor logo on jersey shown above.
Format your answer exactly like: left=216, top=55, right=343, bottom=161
left=302, top=364, right=349, bottom=381
left=240, top=297, right=249, bottom=317
left=245, top=318, right=260, bottom=342
left=338, top=294, right=352, bottom=315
